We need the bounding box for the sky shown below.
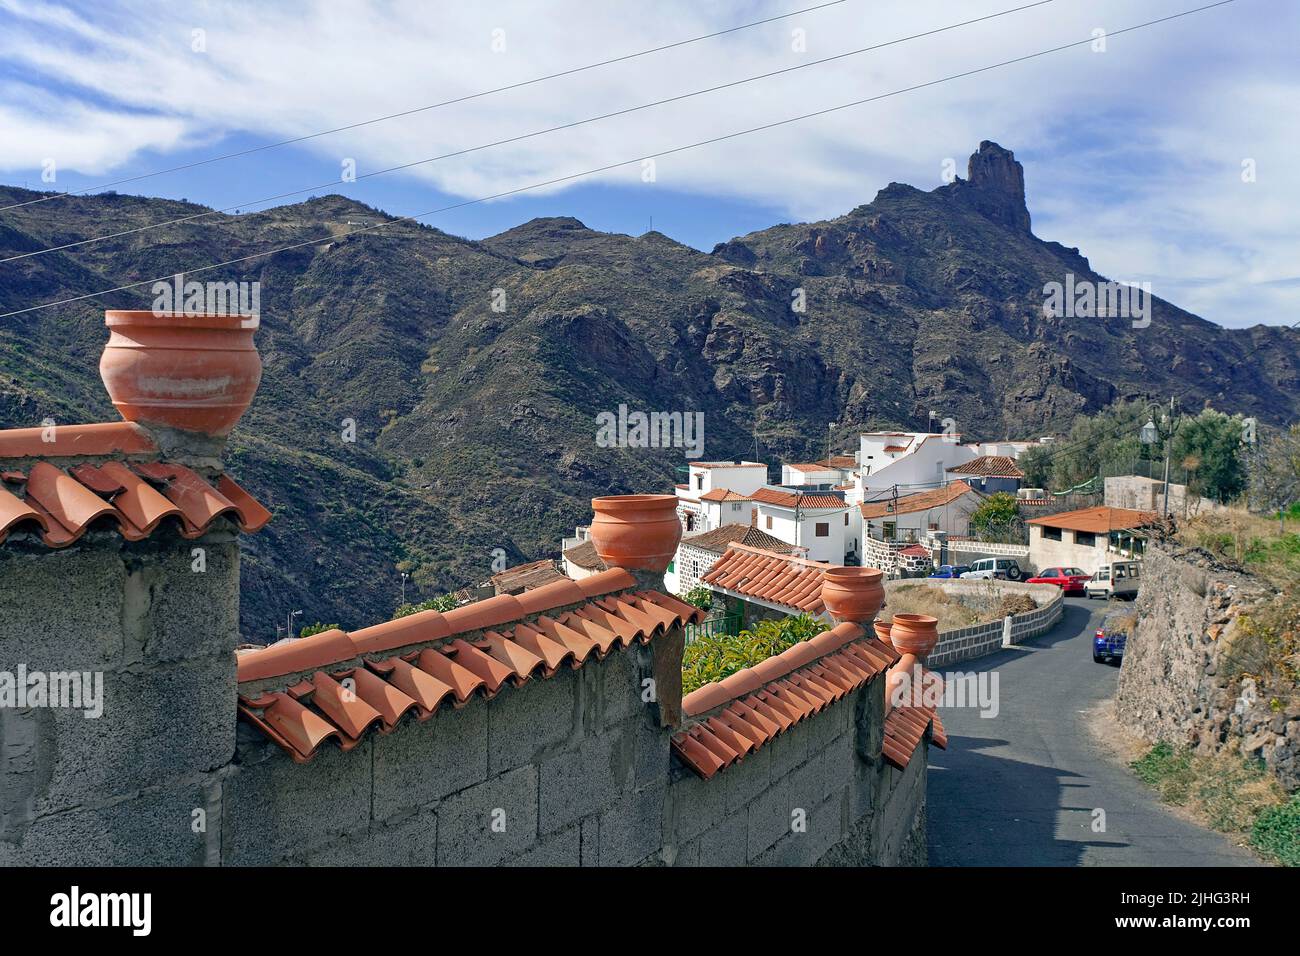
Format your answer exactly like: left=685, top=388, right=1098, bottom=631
left=0, top=0, right=1295, bottom=329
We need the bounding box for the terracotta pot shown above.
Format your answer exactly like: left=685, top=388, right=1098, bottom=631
left=888, top=613, right=939, bottom=660
left=100, top=310, right=262, bottom=436
left=820, top=566, right=885, bottom=623
left=589, top=494, right=681, bottom=573
left=873, top=618, right=893, bottom=646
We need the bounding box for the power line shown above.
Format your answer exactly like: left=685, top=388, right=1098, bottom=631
left=0, top=1, right=848, bottom=214
left=1, top=0, right=1058, bottom=264
left=0, top=1, right=1238, bottom=321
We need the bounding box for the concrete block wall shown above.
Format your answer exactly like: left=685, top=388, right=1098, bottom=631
left=0, top=531, right=241, bottom=866
left=2, top=533, right=933, bottom=867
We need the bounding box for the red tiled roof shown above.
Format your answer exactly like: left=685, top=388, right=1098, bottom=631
left=858, top=481, right=977, bottom=519
left=898, top=544, right=930, bottom=557
left=818, top=456, right=858, bottom=469
left=671, top=621, right=898, bottom=779
left=750, top=487, right=845, bottom=509
left=882, top=665, right=948, bottom=769
left=883, top=445, right=909, bottom=453
left=490, top=559, right=565, bottom=592
left=701, top=544, right=828, bottom=614
left=0, top=422, right=270, bottom=547
left=1027, top=505, right=1157, bottom=533
left=689, top=461, right=765, bottom=469
left=698, top=487, right=752, bottom=502
left=561, top=538, right=606, bottom=571
left=679, top=523, right=794, bottom=556
left=784, top=462, right=836, bottom=473
left=947, top=455, right=1024, bottom=479
left=235, top=568, right=705, bottom=762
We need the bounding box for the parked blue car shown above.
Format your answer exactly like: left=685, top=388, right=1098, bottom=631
left=929, top=564, right=972, bottom=579
left=1093, top=623, right=1128, bottom=664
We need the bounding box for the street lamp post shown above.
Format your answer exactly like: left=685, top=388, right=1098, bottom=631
left=286, top=609, right=302, bottom=639
left=400, top=571, right=409, bottom=606
left=1140, top=397, right=1178, bottom=518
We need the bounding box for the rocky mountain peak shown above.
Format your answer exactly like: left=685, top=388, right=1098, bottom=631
left=959, top=141, right=1032, bottom=233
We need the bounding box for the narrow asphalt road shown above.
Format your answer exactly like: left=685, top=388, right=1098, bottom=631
left=927, top=596, right=1261, bottom=866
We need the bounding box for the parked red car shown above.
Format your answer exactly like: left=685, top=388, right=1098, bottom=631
left=1026, top=566, right=1091, bottom=594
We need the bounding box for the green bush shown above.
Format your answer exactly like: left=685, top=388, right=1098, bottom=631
left=1251, top=796, right=1300, bottom=866
left=297, top=622, right=340, bottom=638
left=394, top=592, right=459, bottom=617
left=680, top=585, right=714, bottom=611
left=682, top=614, right=823, bottom=695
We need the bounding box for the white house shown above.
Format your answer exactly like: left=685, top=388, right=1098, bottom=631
left=1027, top=506, right=1156, bottom=574
left=750, top=487, right=855, bottom=564
left=858, top=480, right=985, bottom=543
left=674, top=460, right=767, bottom=533
left=856, top=432, right=978, bottom=495
left=781, top=455, right=857, bottom=487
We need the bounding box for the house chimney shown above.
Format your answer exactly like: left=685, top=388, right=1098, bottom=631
left=589, top=494, right=684, bottom=725
left=99, top=310, right=262, bottom=466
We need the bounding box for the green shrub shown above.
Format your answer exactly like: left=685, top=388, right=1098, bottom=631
left=394, top=592, right=459, bottom=617
left=1251, top=796, right=1300, bottom=866
left=680, top=585, right=714, bottom=611
left=682, top=614, right=823, bottom=695
left=297, top=622, right=340, bottom=638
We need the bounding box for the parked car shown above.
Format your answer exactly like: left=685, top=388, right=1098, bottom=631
left=1026, top=566, right=1091, bottom=594
left=960, top=557, right=1024, bottom=581
left=1093, top=613, right=1130, bottom=664
left=928, top=564, right=972, bottom=579
left=1084, top=560, right=1141, bottom=600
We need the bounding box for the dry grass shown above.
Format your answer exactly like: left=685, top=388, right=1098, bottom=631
left=1178, top=509, right=1300, bottom=590
left=885, top=581, right=1032, bottom=632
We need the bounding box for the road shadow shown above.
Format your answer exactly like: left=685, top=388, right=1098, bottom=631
left=927, top=733, right=1129, bottom=866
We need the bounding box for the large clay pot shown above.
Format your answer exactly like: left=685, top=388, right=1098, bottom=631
left=873, top=618, right=893, bottom=646
left=821, top=566, right=885, bottom=623
left=888, top=613, right=939, bottom=660
left=100, top=311, right=261, bottom=436
left=589, top=494, right=682, bottom=573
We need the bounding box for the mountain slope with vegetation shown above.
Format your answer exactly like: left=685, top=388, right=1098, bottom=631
left=2, top=142, right=1297, bottom=636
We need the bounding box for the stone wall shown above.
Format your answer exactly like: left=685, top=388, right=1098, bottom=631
left=0, top=530, right=240, bottom=866
left=1114, top=545, right=1299, bottom=792
left=883, top=579, right=1063, bottom=668
left=2, top=533, right=931, bottom=865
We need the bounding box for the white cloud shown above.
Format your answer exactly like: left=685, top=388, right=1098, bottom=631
left=0, top=0, right=1294, bottom=327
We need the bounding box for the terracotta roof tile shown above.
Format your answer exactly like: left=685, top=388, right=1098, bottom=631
left=0, top=421, right=157, bottom=459
left=0, top=451, right=269, bottom=548
left=1026, top=505, right=1158, bottom=534
left=858, top=480, right=978, bottom=519
left=701, top=544, right=829, bottom=614
left=490, top=558, right=567, bottom=593
left=882, top=665, right=949, bottom=770
left=561, top=538, right=606, bottom=571
left=698, top=487, right=753, bottom=502
left=672, top=621, right=898, bottom=779
left=750, top=487, right=845, bottom=509
left=236, top=579, right=705, bottom=763
left=947, top=455, right=1025, bottom=479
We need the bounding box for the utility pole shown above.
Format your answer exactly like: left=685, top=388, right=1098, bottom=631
left=1161, top=396, right=1175, bottom=518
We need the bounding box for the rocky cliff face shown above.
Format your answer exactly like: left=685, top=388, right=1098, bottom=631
left=2, top=143, right=1299, bottom=635
left=1116, top=546, right=1299, bottom=791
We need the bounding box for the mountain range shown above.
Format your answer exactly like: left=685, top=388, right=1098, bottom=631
left=2, top=141, right=1297, bottom=635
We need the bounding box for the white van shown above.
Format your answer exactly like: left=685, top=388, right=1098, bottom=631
left=960, top=557, right=1024, bottom=581
left=1084, top=560, right=1141, bottom=600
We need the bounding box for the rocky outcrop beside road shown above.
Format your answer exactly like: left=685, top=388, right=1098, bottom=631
left=1115, top=545, right=1300, bottom=791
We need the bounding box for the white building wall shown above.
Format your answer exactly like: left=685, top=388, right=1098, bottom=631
left=857, top=435, right=978, bottom=493
left=755, top=504, right=849, bottom=563
left=1028, top=525, right=1112, bottom=574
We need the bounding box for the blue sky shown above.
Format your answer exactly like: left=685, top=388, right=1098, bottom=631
left=1, top=0, right=1295, bottom=328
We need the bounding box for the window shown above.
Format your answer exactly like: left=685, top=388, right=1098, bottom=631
left=883, top=521, right=896, bottom=541
left=844, top=513, right=849, bottom=526
left=1043, top=526, right=1062, bottom=541
left=815, top=522, right=829, bottom=537
left=765, top=515, right=773, bottom=530
left=1075, top=531, right=1096, bottom=547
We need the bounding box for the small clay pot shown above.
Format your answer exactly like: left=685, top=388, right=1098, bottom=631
left=888, top=613, right=939, bottom=659
left=589, top=494, right=682, bottom=573
left=873, top=618, right=893, bottom=646
left=821, top=566, right=885, bottom=623
left=100, top=310, right=261, bottom=436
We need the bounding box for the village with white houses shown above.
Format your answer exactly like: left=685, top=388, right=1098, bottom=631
left=512, top=428, right=1177, bottom=627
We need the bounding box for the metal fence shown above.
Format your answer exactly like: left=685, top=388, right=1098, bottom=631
left=684, top=612, right=742, bottom=645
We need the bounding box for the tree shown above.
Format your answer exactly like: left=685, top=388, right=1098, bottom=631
left=1172, top=408, right=1247, bottom=504
left=969, top=492, right=1022, bottom=541
left=1018, top=444, right=1054, bottom=490
left=393, top=592, right=459, bottom=618
left=297, top=622, right=340, bottom=638
left=680, top=585, right=714, bottom=610
left=1248, top=423, right=1300, bottom=530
